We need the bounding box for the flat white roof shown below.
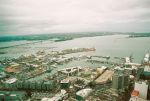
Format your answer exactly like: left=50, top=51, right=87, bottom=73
left=5, top=78, right=18, bottom=84
left=76, top=88, right=92, bottom=98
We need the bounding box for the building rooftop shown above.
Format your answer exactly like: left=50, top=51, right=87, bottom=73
left=5, top=66, right=20, bottom=73
left=131, top=90, right=139, bottom=97
left=76, top=88, right=92, bottom=98
left=95, top=70, right=114, bottom=84
left=5, top=78, right=18, bottom=84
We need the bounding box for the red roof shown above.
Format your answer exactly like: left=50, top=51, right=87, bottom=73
left=5, top=67, right=19, bottom=73
left=131, top=90, right=139, bottom=97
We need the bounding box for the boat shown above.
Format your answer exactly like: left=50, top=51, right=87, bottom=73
left=143, top=52, right=150, bottom=76
left=143, top=52, right=150, bottom=63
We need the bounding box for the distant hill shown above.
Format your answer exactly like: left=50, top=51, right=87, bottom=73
left=0, top=32, right=115, bottom=42
left=128, top=33, right=150, bottom=38
left=0, top=32, right=149, bottom=42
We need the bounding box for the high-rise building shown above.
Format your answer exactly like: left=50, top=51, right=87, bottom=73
left=112, top=72, right=129, bottom=90
left=124, top=75, right=130, bottom=89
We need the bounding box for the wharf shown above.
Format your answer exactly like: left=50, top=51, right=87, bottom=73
left=87, top=59, right=124, bottom=66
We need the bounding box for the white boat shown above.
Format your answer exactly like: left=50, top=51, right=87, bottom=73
left=143, top=53, right=150, bottom=63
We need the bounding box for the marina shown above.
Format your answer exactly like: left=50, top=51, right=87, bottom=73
left=0, top=35, right=150, bottom=101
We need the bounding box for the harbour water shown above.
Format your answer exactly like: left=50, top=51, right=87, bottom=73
left=0, top=34, right=150, bottom=63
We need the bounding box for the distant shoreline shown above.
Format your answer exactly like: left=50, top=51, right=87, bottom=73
left=0, top=33, right=114, bottom=49
left=0, top=32, right=150, bottom=42
left=128, top=32, right=150, bottom=38
left=129, top=35, right=150, bottom=38
left=0, top=41, right=43, bottom=50
left=0, top=33, right=149, bottom=50
left=0, top=32, right=114, bottom=42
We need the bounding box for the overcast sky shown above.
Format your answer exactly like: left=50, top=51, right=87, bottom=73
left=0, top=0, right=150, bottom=35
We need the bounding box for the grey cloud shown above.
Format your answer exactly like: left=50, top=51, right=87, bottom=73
left=0, top=0, right=150, bottom=35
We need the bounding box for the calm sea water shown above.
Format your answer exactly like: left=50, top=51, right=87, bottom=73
left=0, top=35, right=150, bottom=63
